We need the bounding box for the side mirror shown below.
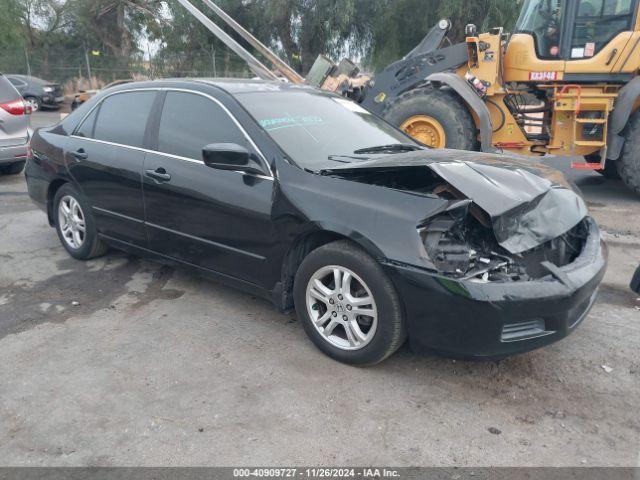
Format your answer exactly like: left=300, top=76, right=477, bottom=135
left=202, top=143, right=265, bottom=176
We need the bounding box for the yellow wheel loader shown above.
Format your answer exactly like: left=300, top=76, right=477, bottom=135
left=352, top=0, right=640, bottom=194
left=175, top=0, right=640, bottom=194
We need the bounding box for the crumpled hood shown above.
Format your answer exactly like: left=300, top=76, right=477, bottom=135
left=321, top=149, right=588, bottom=254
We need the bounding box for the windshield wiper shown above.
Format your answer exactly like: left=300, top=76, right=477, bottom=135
left=327, top=154, right=370, bottom=163
left=353, top=143, right=424, bottom=155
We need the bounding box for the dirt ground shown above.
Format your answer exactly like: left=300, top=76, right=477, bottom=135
left=0, top=112, right=638, bottom=466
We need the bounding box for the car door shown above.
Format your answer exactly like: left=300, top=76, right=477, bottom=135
left=66, top=89, right=157, bottom=246
left=7, top=77, right=27, bottom=96
left=142, top=89, right=275, bottom=284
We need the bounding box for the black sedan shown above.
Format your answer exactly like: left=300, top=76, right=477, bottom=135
left=6, top=74, right=64, bottom=111
left=25, top=79, right=607, bottom=365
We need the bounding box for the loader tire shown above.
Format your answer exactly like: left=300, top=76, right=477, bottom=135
left=585, top=153, right=620, bottom=180
left=383, top=86, right=479, bottom=151
left=618, top=111, right=640, bottom=196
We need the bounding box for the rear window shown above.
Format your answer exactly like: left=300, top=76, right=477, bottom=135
left=93, top=91, right=156, bottom=148
left=0, top=76, right=19, bottom=103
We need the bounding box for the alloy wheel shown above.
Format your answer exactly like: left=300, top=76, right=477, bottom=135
left=305, top=265, right=378, bottom=351
left=25, top=97, right=39, bottom=112
left=58, top=195, right=86, bottom=249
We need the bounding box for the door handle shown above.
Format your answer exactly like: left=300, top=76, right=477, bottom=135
left=145, top=167, right=171, bottom=182
left=72, top=148, right=88, bottom=160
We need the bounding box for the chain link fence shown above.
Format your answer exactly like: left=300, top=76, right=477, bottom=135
left=0, top=46, right=254, bottom=95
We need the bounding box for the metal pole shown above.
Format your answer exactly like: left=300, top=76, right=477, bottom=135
left=24, top=47, right=32, bottom=76
left=147, top=42, right=154, bottom=79
left=200, top=0, right=305, bottom=84
left=84, top=45, right=93, bottom=89
left=174, top=0, right=278, bottom=81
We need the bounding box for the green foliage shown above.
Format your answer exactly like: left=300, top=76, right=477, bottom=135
left=0, top=0, right=523, bottom=82
left=0, top=0, right=25, bottom=53
left=365, top=0, right=522, bottom=69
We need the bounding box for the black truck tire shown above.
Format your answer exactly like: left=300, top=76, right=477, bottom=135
left=383, top=86, right=479, bottom=151
left=618, top=111, right=640, bottom=195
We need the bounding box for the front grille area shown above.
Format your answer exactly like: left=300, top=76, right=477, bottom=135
left=501, top=319, right=549, bottom=342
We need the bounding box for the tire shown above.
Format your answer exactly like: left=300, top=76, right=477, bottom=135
left=383, top=86, right=479, bottom=151
left=0, top=160, right=25, bottom=175
left=585, top=153, right=620, bottom=180
left=293, top=240, right=406, bottom=366
left=53, top=184, right=108, bottom=260
left=24, top=96, right=41, bottom=112
left=71, top=100, right=79, bottom=111
left=619, top=111, right=640, bottom=196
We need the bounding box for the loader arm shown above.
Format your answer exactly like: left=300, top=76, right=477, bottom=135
left=360, top=43, right=469, bottom=116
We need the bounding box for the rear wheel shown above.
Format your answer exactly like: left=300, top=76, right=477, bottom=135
left=383, top=86, right=479, bottom=150
left=0, top=161, right=25, bottom=175
left=619, top=112, right=640, bottom=195
left=53, top=184, right=108, bottom=260
left=294, top=240, right=406, bottom=366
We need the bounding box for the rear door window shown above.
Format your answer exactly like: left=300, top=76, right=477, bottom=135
left=0, top=76, right=19, bottom=103
left=93, top=91, right=156, bottom=148
left=7, top=77, right=26, bottom=88
left=75, top=107, right=99, bottom=138
left=157, top=91, right=246, bottom=160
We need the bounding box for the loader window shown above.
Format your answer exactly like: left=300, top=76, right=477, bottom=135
left=570, top=0, right=636, bottom=58
left=515, top=0, right=565, bottom=58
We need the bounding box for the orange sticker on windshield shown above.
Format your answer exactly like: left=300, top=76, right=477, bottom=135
left=584, top=43, right=595, bottom=57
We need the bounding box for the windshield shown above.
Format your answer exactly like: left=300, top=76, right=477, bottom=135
left=515, top=0, right=565, bottom=58
left=236, top=90, right=417, bottom=171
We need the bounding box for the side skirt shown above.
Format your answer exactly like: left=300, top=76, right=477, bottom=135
left=98, top=233, right=275, bottom=305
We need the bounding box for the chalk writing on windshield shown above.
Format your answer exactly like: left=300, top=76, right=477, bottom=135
left=259, top=115, right=324, bottom=131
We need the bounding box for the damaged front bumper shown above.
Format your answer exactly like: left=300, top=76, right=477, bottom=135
left=383, top=217, right=607, bottom=359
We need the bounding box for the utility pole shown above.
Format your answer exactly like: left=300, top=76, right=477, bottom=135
left=84, top=45, right=93, bottom=89
left=147, top=42, right=154, bottom=79
left=24, top=47, right=32, bottom=77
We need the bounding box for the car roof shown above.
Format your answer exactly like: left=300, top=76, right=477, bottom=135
left=108, top=77, right=318, bottom=96
left=6, top=74, right=51, bottom=84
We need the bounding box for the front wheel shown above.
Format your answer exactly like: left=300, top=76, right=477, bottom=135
left=383, top=86, right=479, bottom=150
left=53, top=184, right=108, bottom=260
left=294, top=240, right=406, bottom=365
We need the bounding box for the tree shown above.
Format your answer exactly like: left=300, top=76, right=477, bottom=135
left=71, top=0, right=163, bottom=66
left=366, top=0, right=522, bottom=70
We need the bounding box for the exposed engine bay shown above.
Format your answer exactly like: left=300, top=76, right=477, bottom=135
left=322, top=157, right=590, bottom=283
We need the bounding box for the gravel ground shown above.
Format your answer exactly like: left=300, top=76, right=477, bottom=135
left=0, top=112, right=638, bottom=466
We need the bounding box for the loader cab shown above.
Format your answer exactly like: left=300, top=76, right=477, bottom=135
left=505, top=0, right=639, bottom=80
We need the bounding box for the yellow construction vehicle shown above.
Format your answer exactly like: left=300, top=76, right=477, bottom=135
left=176, top=0, right=640, bottom=194
left=350, top=0, right=640, bottom=194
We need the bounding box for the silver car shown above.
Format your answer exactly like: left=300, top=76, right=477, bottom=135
left=0, top=74, right=30, bottom=175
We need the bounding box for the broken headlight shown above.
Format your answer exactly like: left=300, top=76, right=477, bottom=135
left=418, top=202, right=515, bottom=281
